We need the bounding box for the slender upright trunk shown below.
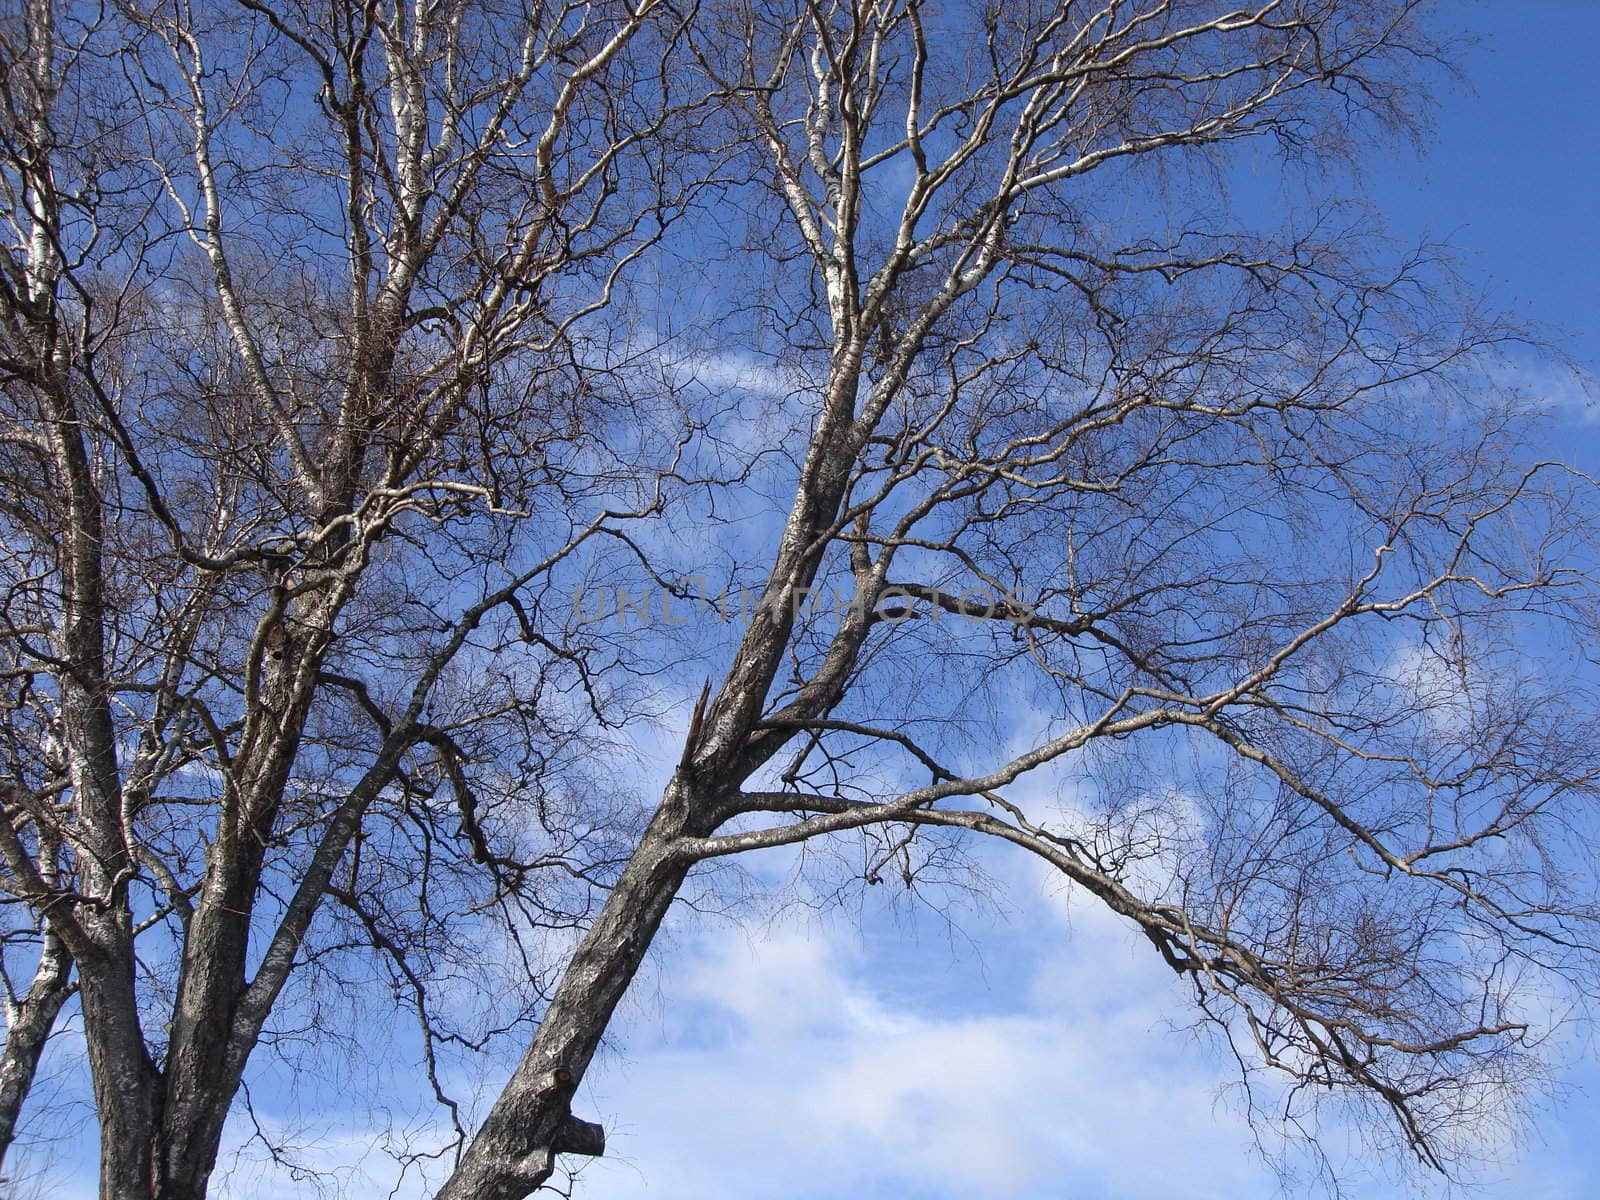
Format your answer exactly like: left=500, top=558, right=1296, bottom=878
left=77, top=942, right=162, bottom=1200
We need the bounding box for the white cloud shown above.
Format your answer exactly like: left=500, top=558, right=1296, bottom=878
left=576, top=870, right=1278, bottom=1200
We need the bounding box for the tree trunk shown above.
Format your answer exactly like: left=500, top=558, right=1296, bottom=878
left=435, top=787, right=701, bottom=1200
left=0, top=932, right=71, bottom=1169
left=77, top=935, right=162, bottom=1200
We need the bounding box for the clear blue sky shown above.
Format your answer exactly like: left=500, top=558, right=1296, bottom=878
left=1376, top=1, right=1599, bottom=376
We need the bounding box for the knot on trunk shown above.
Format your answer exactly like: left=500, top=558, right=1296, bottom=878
left=539, top=1066, right=605, bottom=1158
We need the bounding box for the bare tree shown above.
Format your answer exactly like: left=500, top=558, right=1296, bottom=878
left=0, top=0, right=703, bottom=1196
left=432, top=3, right=1600, bottom=1199
left=3, top=2, right=1599, bottom=1200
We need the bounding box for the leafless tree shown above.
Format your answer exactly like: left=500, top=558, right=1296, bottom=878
left=0, top=0, right=703, bottom=1196
left=433, top=3, right=1600, bottom=1198
left=3, top=2, right=1600, bottom=1200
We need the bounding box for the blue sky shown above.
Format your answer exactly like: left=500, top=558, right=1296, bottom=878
left=20, top=4, right=1600, bottom=1198
left=1375, top=1, right=1600, bottom=374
